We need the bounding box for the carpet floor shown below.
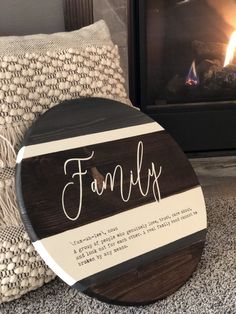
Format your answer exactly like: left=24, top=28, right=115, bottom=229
left=0, top=196, right=235, bottom=314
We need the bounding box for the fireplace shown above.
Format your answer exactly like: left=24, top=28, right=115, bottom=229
left=128, top=0, right=236, bottom=154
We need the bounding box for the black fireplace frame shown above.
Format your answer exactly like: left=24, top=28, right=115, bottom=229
left=128, top=0, right=236, bottom=156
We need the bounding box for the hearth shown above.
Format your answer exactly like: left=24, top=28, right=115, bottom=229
left=128, top=0, right=236, bottom=154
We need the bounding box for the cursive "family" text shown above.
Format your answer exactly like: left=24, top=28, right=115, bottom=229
left=61, top=141, right=162, bottom=221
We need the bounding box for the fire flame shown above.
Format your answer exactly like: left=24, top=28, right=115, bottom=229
left=186, top=60, right=199, bottom=86
left=224, top=31, right=236, bottom=67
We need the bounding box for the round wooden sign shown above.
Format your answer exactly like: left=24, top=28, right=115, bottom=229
left=16, top=98, right=207, bottom=305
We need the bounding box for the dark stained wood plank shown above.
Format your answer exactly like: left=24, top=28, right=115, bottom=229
left=22, top=98, right=154, bottom=146
left=85, top=241, right=205, bottom=305
left=19, top=131, right=199, bottom=240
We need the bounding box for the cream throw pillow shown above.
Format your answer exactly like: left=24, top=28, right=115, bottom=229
left=0, top=20, right=130, bottom=303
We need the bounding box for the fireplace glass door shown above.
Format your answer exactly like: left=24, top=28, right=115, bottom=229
left=146, top=0, right=236, bottom=106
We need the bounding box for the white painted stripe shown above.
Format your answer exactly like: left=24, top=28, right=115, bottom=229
left=33, top=186, right=206, bottom=285
left=21, top=122, right=163, bottom=159
left=16, top=146, right=25, bottom=164
left=33, top=241, right=76, bottom=286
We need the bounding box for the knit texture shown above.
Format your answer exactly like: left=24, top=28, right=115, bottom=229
left=0, top=20, right=130, bottom=303
left=0, top=225, right=55, bottom=303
